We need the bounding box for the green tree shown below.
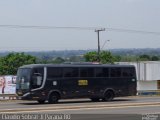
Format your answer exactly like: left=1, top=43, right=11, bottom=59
left=151, top=56, right=159, bottom=61
left=52, top=57, right=65, bottom=64
left=0, top=53, right=36, bottom=75
left=84, top=51, right=98, bottom=62
left=100, top=51, right=115, bottom=64
left=84, top=51, right=115, bottom=64
left=114, top=55, right=122, bottom=62
left=139, top=54, right=151, bottom=61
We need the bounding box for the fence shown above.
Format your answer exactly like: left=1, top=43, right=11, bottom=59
left=137, top=90, right=160, bottom=96
left=0, top=94, right=17, bottom=100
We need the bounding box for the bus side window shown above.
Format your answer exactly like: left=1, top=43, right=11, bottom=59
left=96, top=68, right=109, bottom=77
left=122, top=68, right=135, bottom=77
left=80, top=68, right=94, bottom=77
left=32, top=73, right=43, bottom=85
left=31, top=68, right=44, bottom=88
left=63, top=68, right=78, bottom=77
left=110, top=68, right=121, bottom=77
left=47, top=67, right=62, bottom=79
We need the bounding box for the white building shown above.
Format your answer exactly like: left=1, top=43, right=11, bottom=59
left=117, top=61, right=160, bottom=91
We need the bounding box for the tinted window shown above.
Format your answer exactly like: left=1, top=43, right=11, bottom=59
left=110, top=68, right=121, bottom=77
left=122, top=68, right=135, bottom=77
left=63, top=68, right=79, bottom=77
left=47, top=67, right=62, bottom=78
left=80, top=68, right=94, bottom=77
left=96, top=68, right=109, bottom=77
left=33, top=68, right=44, bottom=74
left=16, top=68, right=31, bottom=89
left=17, top=68, right=31, bottom=83
left=31, top=68, right=44, bottom=88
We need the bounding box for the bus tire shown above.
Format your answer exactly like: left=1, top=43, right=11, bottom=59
left=103, top=90, right=115, bottom=101
left=48, top=93, right=59, bottom=104
left=37, top=100, right=45, bottom=104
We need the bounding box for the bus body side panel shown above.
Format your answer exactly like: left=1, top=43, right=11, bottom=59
left=87, top=78, right=107, bottom=98
left=16, top=64, right=137, bottom=102
left=60, top=78, right=83, bottom=98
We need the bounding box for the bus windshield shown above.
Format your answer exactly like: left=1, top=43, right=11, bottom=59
left=16, top=68, right=31, bottom=90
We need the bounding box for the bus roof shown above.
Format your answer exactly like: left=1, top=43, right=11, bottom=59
left=19, top=64, right=135, bottom=69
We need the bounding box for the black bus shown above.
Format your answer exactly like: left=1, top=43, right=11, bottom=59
left=16, top=63, right=137, bottom=104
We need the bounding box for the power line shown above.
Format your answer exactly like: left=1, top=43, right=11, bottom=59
left=0, top=24, right=160, bottom=35
left=0, top=25, right=96, bottom=30
left=107, top=28, right=160, bottom=35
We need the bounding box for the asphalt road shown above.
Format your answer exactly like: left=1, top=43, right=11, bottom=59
left=0, top=96, right=160, bottom=120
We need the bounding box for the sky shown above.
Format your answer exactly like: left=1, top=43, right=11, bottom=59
left=0, top=0, right=160, bottom=51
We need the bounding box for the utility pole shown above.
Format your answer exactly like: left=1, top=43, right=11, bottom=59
left=95, top=28, right=105, bottom=62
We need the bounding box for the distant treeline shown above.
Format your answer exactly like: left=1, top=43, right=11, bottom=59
left=1, top=49, right=160, bottom=75
left=1, top=48, right=160, bottom=58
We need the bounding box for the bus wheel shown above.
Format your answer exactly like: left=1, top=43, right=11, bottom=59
left=90, top=98, right=99, bottom=102
left=103, top=90, right=114, bottom=101
left=48, top=93, right=59, bottom=104
left=37, top=100, right=45, bottom=104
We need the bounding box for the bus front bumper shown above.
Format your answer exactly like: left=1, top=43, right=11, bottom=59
left=17, top=92, right=46, bottom=101
left=17, top=92, right=33, bottom=100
